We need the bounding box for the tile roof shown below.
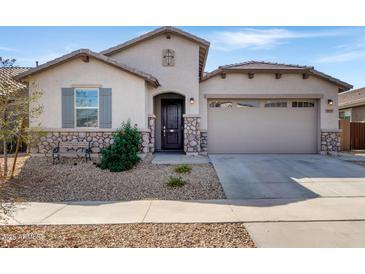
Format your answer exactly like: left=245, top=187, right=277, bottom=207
left=0, top=67, right=31, bottom=96
left=339, top=87, right=365, bottom=108
left=202, top=61, right=352, bottom=91
left=15, top=49, right=160, bottom=87
left=220, top=60, right=313, bottom=70
left=100, top=26, right=210, bottom=78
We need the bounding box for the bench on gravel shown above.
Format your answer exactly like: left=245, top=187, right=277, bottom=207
left=52, top=141, right=93, bottom=164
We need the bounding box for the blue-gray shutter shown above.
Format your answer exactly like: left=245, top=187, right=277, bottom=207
left=99, top=88, right=112, bottom=128
left=61, top=88, right=74, bottom=128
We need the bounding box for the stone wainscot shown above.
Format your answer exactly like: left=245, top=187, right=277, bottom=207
left=31, top=128, right=153, bottom=155
left=321, top=130, right=341, bottom=153
left=183, top=114, right=201, bottom=155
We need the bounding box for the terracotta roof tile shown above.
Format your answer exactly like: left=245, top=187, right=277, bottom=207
left=0, top=67, right=31, bottom=96
left=202, top=61, right=352, bottom=91
left=15, top=49, right=160, bottom=87
left=100, top=26, right=210, bottom=78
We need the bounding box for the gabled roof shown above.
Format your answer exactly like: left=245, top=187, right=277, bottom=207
left=0, top=67, right=31, bottom=95
left=339, top=87, right=365, bottom=109
left=220, top=61, right=313, bottom=71
left=100, top=26, right=210, bottom=78
left=15, top=49, right=160, bottom=87
left=201, top=61, right=352, bottom=91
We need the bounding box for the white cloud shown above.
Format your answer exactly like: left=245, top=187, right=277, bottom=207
left=16, top=52, right=64, bottom=67
left=209, top=28, right=347, bottom=51
left=0, top=46, right=19, bottom=52
left=316, top=50, right=365, bottom=63
left=316, top=36, right=365, bottom=63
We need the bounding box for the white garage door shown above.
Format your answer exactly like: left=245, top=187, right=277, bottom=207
left=207, top=99, right=318, bottom=153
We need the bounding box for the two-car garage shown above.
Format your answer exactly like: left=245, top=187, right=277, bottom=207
left=207, top=99, right=319, bottom=154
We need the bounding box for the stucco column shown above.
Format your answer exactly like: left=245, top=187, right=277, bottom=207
left=320, top=129, right=341, bottom=154
left=148, top=114, right=156, bottom=153
left=183, top=114, right=201, bottom=155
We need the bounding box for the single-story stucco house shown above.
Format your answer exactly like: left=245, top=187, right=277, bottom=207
left=339, top=87, right=365, bottom=122
left=15, top=26, right=353, bottom=155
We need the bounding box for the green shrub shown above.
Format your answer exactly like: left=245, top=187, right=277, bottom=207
left=167, top=176, right=186, bottom=187
left=99, top=120, right=142, bottom=172
left=174, top=164, right=192, bottom=173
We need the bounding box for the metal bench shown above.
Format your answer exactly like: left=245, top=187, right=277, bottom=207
left=52, top=141, right=92, bottom=164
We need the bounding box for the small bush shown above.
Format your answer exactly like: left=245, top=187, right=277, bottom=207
left=174, top=164, right=192, bottom=173
left=167, top=176, right=186, bottom=187
left=99, top=120, right=141, bottom=172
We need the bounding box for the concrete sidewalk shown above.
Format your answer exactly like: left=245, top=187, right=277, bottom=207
left=3, top=197, right=365, bottom=225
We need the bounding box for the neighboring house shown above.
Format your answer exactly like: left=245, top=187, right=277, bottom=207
left=339, top=87, right=365, bottom=122
left=0, top=67, right=31, bottom=153
left=15, top=26, right=352, bottom=155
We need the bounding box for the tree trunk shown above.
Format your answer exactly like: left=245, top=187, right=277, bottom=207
left=10, top=136, right=20, bottom=179
left=3, top=139, right=8, bottom=177
left=10, top=120, right=25, bottom=179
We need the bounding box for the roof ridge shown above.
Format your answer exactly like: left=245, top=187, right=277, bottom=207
left=15, top=48, right=160, bottom=87
left=0, top=66, right=33, bottom=69
left=100, top=26, right=210, bottom=56
left=220, top=60, right=313, bottom=69
left=339, top=87, right=365, bottom=94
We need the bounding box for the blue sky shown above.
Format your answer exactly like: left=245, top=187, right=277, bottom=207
left=1, top=26, right=365, bottom=88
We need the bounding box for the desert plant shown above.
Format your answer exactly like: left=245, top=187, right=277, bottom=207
left=0, top=57, right=43, bottom=178
left=174, top=164, right=192, bottom=173
left=99, top=120, right=141, bottom=172
left=166, top=176, right=186, bottom=187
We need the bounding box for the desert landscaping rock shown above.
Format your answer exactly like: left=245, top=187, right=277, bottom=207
left=0, top=223, right=255, bottom=248
left=0, top=155, right=225, bottom=202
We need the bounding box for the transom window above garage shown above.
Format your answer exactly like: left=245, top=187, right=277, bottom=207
left=264, top=101, right=288, bottom=108
left=292, top=101, right=315, bottom=108
left=236, top=100, right=260, bottom=108
left=209, top=101, right=233, bottom=108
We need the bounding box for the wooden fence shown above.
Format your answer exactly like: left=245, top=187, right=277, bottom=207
left=350, top=122, right=365, bottom=150
left=339, top=119, right=365, bottom=151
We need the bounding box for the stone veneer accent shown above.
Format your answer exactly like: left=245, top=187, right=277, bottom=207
left=183, top=115, right=201, bottom=155
left=200, top=131, right=208, bottom=155
left=148, top=115, right=156, bottom=153
left=31, top=129, right=151, bottom=155
left=321, top=130, right=341, bottom=153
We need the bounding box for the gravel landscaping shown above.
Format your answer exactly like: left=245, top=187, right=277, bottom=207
left=0, top=223, right=255, bottom=248
left=0, top=155, right=225, bottom=202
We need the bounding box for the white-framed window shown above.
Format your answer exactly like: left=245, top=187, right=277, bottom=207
left=292, top=101, right=315, bottom=108
left=236, top=100, right=260, bottom=108
left=75, top=88, right=99, bottom=128
left=264, top=101, right=287, bottom=108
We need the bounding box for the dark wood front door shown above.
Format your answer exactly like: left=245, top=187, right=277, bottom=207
left=161, top=99, right=184, bottom=150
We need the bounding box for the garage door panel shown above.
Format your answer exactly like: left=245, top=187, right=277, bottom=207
left=208, top=99, right=318, bottom=154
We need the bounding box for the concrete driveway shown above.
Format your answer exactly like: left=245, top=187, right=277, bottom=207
left=209, top=154, right=365, bottom=199
left=209, top=154, right=365, bottom=247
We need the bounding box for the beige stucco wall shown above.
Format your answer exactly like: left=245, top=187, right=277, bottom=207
left=199, top=72, right=340, bottom=130
left=29, top=57, right=148, bottom=130
left=351, top=105, right=365, bottom=122
left=108, top=34, right=201, bottom=115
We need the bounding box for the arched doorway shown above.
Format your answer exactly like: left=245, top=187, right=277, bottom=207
left=153, top=92, right=185, bottom=151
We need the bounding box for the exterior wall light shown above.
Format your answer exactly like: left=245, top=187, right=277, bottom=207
left=190, top=97, right=195, bottom=104
left=328, top=99, right=334, bottom=106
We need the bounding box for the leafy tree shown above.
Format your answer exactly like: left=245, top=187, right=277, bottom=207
left=0, top=57, right=43, bottom=178
left=100, top=121, right=142, bottom=172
